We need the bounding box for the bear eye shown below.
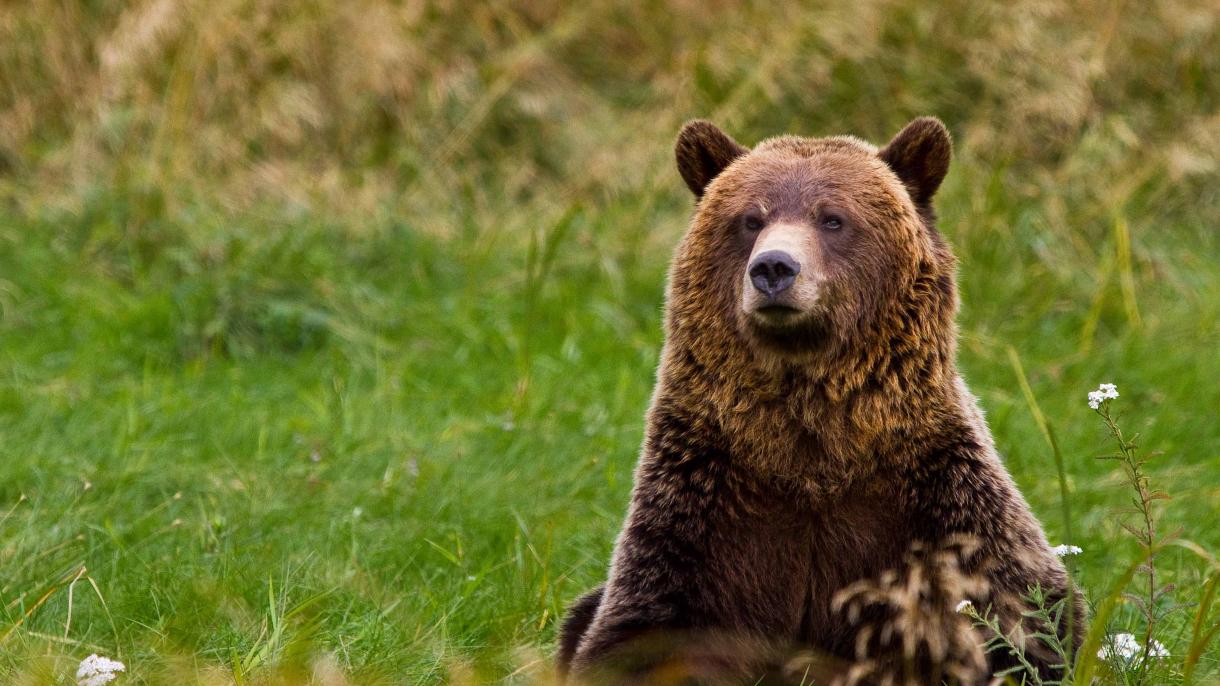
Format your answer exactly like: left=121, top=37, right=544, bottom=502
left=743, top=214, right=765, bottom=232
left=820, top=214, right=844, bottom=232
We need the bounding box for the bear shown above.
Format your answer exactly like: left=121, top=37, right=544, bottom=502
left=556, top=117, right=1085, bottom=685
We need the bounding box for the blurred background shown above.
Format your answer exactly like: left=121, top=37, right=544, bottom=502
left=1, top=1, right=1217, bottom=684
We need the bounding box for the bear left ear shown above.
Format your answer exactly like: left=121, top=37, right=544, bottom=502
left=879, top=117, right=952, bottom=207
left=675, top=120, right=749, bottom=198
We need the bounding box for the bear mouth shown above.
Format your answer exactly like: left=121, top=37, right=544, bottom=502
left=748, top=303, right=807, bottom=327
left=754, top=303, right=802, bottom=317
left=743, top=307, right=833, bottom=353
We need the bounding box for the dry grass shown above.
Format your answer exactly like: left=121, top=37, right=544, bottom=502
left=2, top=1, right=1217, bottom=234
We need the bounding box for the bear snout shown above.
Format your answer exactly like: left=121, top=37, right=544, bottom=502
left=748, top=250, right=800, bottom=299
left=740, top=222, right=823, bottom=322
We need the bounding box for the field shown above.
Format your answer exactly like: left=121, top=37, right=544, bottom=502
left=1, top=1, right=1218, bottom=684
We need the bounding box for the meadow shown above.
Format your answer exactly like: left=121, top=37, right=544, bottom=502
left=0, top=1, right=1217, bottom=683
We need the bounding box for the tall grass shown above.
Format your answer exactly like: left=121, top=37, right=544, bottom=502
left=3, top=2, right=1218, bottom=228
left=962, top=388, right=1219, bottom=685
left=0, top=1, right=1217, bottom=683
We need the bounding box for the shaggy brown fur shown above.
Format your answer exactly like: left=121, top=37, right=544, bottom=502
left=558, top=118, right=1084, bottom=685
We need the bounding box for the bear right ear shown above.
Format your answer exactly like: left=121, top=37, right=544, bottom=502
left=879, top=117, right=952, bottom=208
left=675, top=120, right=748, bottom=198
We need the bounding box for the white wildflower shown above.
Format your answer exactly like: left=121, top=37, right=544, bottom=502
left=1097, top=633, right=1169, bottom=665
left=1051, top=544, right=1083, bottom=557
left=1147, top=639, right=1169, bottom=658
left=955, top=599, right=973, bottom=614
left=1087, top=382, right=1120, bottom=409
left=76, top=654, right=126, bottom=686
left=1098, top=632, right=1140, bottom=661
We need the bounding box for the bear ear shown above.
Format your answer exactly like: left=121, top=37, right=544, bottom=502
left=879, top=117, right=952, bottom=207
left=675, top=120, right=749, bottom=198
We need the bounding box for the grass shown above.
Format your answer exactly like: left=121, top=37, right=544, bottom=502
left=1, top=1, right=1218, bottom=683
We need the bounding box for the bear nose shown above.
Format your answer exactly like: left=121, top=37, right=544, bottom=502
left=748, top=250, right=800, bottom=298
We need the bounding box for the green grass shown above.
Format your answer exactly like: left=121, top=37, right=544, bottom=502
left=0, top=197, right=670, bottom=682
left=1, top=1, right=1218, bottom=683
left=1, top=169, right=1217, bottom=683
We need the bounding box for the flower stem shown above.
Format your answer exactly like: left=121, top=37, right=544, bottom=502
left=1097, top=403, right=1159, bottom=680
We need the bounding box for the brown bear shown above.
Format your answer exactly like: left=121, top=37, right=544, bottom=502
left=556, top=118, right=1084, bottom=685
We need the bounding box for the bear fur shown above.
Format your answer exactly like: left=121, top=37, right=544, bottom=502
left=558, top=118, right=1084, bottom=685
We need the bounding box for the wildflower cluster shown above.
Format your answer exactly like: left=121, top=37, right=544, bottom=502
left=76, top=655, right=125, bottom=686
left=1097, top=632, right=1169, bottom=666
left=1087, top=383, right=1119, bottom=409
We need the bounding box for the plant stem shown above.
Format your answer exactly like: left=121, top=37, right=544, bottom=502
left=1098, top=404, right=1158, bottom=681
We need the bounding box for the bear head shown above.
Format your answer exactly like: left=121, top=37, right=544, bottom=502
left=668, top=118, right=958, bottom=386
